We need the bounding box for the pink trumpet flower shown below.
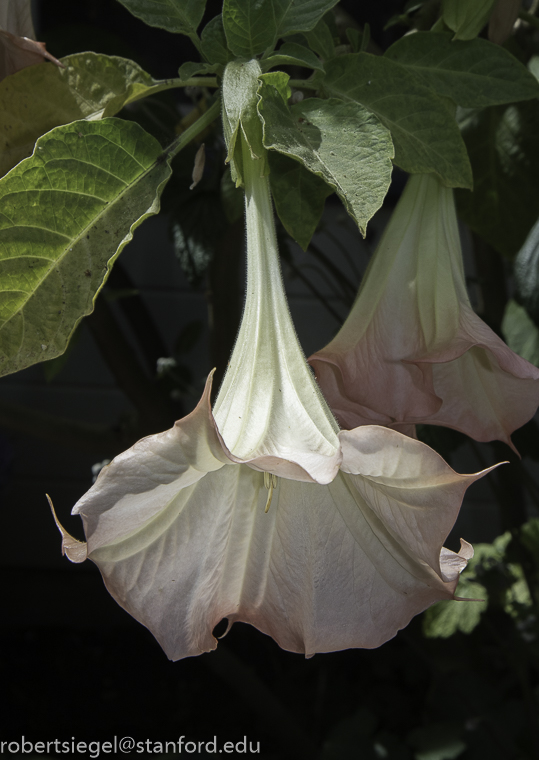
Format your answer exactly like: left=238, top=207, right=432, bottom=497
left=50, top=67, right=496, bottom=662
left=309, top=173, right=539, bottom=451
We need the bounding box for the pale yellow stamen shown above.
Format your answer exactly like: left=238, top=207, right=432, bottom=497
left=263, top=472, right=278, bottom=513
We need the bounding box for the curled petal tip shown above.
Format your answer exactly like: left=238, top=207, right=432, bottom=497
left=47, top=494, right=87, bottom=564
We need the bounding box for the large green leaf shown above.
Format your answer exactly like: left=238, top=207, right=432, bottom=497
left=502, top=300, right=539, bottom=368
left=258, top=81, right=394, bottom=236
left=303, top=18, right=335, bottom=60
left=321, top=53, right=472, bottom=188
left=223, top=0, right=278, bottom=58
left=0, top=119, right=171, bottom=377
left=200, top=14, right=233, bottom=65
left=455, top=102, right=539, bottom=258
left=116, top=0, right=206, bottom=35
left=0, top=53, right=170, bottom=177
left=442, top=0, right=497, bottom=40
left=268, top=151, right=333, bottom=249
left=385, top=32, right=539, bottom=108
left=262, top=42, right=324, bottom=72
left=222, top=0, right=339, bottom=58
left=272, top=0, right=339, bottom=37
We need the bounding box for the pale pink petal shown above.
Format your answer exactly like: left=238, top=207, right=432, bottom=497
left=0, top=1, right=63, bottom=80
left=338, top=425, right=496, bottom=575
left=82, top=462, right=477, bottom=660
left=309, top=174, right=539, bottom=446
left=411, top=304, right=539, bottom=450
left=48, top=494, right=87, bottom=563
left=73, top=372, right=231, bottom=552
left=0, top=0, right=35, bottom=39
left=64, top=415, right=485, bottom=660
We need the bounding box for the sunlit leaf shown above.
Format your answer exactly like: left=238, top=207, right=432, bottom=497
left=0, top=118, right=171, bottom=377
left=116, top=0, right=206, bottom=35
left=321, top=53, right=472, bottom=188
left=502, top=300, right=539, bottom=368
left=423, top=579, right=488, bottom=637
left=0, top=52, right=166, bottom=177
left=259, top=81, right=394, bottom=236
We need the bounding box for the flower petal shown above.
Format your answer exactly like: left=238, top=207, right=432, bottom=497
left=73, top=372, right=230, bottom=552
left=413, top=303, right=539, bottom=450
left=339, top=425, right=497, bottom=576
left=310, top=173, right=539, bottom=445
left=77, top=423, right=484, bottom=660
left=213, top=133, right=341, bottom=484
left=48, top=494, right=87, bottom=563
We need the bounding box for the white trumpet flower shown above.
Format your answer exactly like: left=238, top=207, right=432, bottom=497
left=51, top=71, right=496, bottom=662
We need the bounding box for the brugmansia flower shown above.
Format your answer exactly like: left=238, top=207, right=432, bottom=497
left=309, top=173, right=539, bottom=450
left=51, top=129, right=493, bottom=662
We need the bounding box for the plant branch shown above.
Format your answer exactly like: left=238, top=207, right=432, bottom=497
left=167, top=97, right=221, bottom=161
left=288, top=78, right=319, bottom=91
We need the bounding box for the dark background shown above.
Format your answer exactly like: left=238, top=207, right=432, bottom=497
left=1, top=2, right=536, bottom=758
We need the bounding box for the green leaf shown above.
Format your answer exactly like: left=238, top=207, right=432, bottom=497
left=520, top=518, right=539, bottom=556
left=222, top=0, right=339, bottom=57
left=322, top=53, right=472, bottom=188
left=455, top=102, right=539, bottom=257
left=346, top=25, right=370, bottom=54
left=200, top=14, right=233, bottom=65
left=303, top=18, right=335, bottom=60
left=273, top=0, right=339, bottom=37
left=423, top=580, right=488, bottom=638
left=177, top=61, right=220, bottom=82
left=222, top=0, right=278, bottom=58
left=0, top=119, right=171, bottom=377
left=501, top=300, right=539, bottom=367
left=268, top=151, right=333, bottom=249
left=222, top=59, right=267, bottom=185
left=259, top=71, right=291, bottom=102
left=442, top=0, right=497, bottom=40
left=258, top=82, right=394, bottom=235
left=385, top=32, right=539, bottom=108
left=262, top=42, right=324, bottom=72
left=116, top=0, right=206, bottom=35
left=513, top=217, right=539, bottom=322
left=0, top=52, right=168, bottom=177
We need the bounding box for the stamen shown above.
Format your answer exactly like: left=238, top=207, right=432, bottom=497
left=263, top=472, right=278, bottom=513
